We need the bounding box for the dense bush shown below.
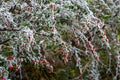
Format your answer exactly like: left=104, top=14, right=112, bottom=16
left=0, top=0, right=120, bottom=80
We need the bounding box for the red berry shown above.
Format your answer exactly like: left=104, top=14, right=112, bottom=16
left=74, top=39, right=79, bottom=46
left=87, top=41, right=91, bottom=45
left=97, top=19, right=100, bottom=23
left=88, top=24, right=90, bottom=28
left=75, top=39, right=79, bottom=42
left=75, top=43, right=79, bottom=46
left=63, top=53, right=68, bottom=57
left=35, top=60, right=39, bottom=64
left=51, top=28, right=54, bottom=32
left=74, top=35, right=77, bottom=38
left=49, top=3, right=56, bottom=10
left=106, top=38, right=109, bottom=42
left=101, top=35, right=104, bottom=38
left=91, top=49, right=95, bottom=53
left=43, top=60, right=50, bottom=64
left=8, top=56, right=13, bottom=61
left=30, top=41, right=34, bottom=45
left=89, top=45, right=92, bottom=49
left=5, top=24, right=10, bottom=28
left=16, top=67, right=19, bottom=71
left=95, top=56, right=99, bottom=61
left=83, top=46, right=87, bottom=50
left=23, top=36, right=28, bottom=38
left=21, top=44, right=25, bottom=48
left=58, top=49, right=63, bottom=53
left=53, top=6, right=56, bottom=10
left=63, top=59, right=68, bottom=63
left=68, top=51, right=72, bottom=54
left=46, top=66, right=53, bottom=71
left=27, top=6, right=31, bottom=11
left=9, top=65, right=14, bottom=70
left=49, top=4, right=53, bottom=9
left=1, top=76, right=4, bottom=80
left=32, top=59, right=35, bottom=62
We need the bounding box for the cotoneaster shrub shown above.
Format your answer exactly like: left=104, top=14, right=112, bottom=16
left=0, top=0, right=120, bottom=80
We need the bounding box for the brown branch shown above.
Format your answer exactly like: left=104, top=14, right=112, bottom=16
left=0, top=28, right=21, bottom=31
left=0, top=39, right=10, bottom=44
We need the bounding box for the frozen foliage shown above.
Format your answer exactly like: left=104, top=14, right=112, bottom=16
left=0, top=0, right=120, bottom=80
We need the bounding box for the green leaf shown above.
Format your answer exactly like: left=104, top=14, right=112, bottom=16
left=118, top=34, right=120, bottom=41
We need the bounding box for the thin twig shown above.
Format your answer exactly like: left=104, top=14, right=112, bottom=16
left=0, top=28, right=21, bottom=31
left=0, top=39, right=10, bottom=45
